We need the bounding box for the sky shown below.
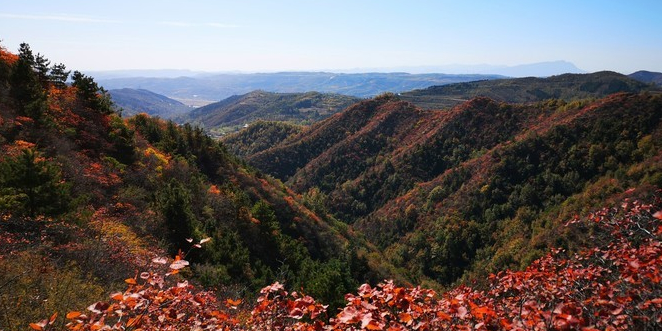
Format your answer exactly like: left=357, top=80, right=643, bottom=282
left=1, top=0, right=661, bottom=74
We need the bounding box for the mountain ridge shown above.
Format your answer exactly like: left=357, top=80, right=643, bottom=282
left=109, top=88, right=190, bottom=118
left=401, top=71, right=658, bottom=109
left=95, top=72, right=505, bottom=101
left=178, top=90, right=360, bottom=135
left=237, top=91, right=662, bottom=286
left=629, top=70, right=662, bottom=86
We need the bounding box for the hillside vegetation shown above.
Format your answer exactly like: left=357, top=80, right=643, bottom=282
left=2, top=42, right=662, bottom=331
left=221, top=121, right=303, bottom=158
left=0, top=44, right=396, bottom=330
left=108, top=88, right=190, bottom=118
left=400, top=71, right=658, bottom=109
left=629, top=70, right=662, bottom=86
left=179, top=90, right=360, bottom=135
left=243, top=91, right=662, bottom=288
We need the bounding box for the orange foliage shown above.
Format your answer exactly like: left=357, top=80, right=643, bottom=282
left=83, top=162, right=122, bottom=187
left=35, top=193, right=662, bottom=330
left=0, top=46, right=18, bottom=64
left=208, top=184, right=221, bottom=195
left=2, top=140, right=37, bottom=158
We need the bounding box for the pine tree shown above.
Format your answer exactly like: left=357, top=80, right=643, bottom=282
left=9, top=43, right=47, bottom=121
left=71, top=71, right=113, bottom=114
left=49, top=63, right=70, bottom=89
left=0, top=149, right=71, bottom=216
left=34, top=53, right=50, bottom=87
left=157, top=179, right=195, bottom=250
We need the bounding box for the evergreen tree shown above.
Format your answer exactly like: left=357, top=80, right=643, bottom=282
left=34, top=53, right=50, bottom=87
left=0, top=149, right=71, bottom=216
left=49, top=63, right=70, bottom=89
left=157, top=179, right=195, bottom=250
left=71, top=71, right=113, bottom=114
left=9, top=43, right=47, bottom=121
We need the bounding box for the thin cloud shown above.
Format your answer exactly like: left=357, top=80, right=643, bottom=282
left=0, top=13, right=120, bottom=23
left=159, top=21, right=194, bottom=27
left=206, top=23, right=240, bottom=28
left=158, top=21, right=239, bottom=28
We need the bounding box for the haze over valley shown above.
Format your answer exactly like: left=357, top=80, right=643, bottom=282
left=2, top=1, right=662, bottom=330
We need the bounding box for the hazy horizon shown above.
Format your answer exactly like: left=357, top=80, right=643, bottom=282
left=1, top=1, right=661, bottom=74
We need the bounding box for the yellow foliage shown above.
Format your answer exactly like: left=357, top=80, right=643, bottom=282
left=143, top=147, right=170, bottom=166
left=0, top=251, right=105, bottom=330
left=90, top=215, right=152, bottom=258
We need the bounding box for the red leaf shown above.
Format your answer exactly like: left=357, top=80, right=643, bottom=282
left=226, top=298, right=242, bottom=307
left=66, top=311, right=82, bottom=319
left=169, top=259, right=189, bottom=270
left=29, top=323, right=43, bottom=331
left=457, top=306, right=468, bottom=319
left=289, top=307, right=304, bottom=319
left=398, top=312, right=413, bottom=324
left=87, top=301, right=110, bottom=314
left=365, top=320, right=384, bottom=330
left=473, top=305, right=495, bottom=319
left=49, top=312, right=58, bottom=324
left=337, top=306, right=360, bottom=324
left=124, top=278, right=137, bottom=285
left=361, top=314, right=383, bottom=330
left=151, top=257, right=167, bottom=264
left=437, top=311, right=452, bottom=321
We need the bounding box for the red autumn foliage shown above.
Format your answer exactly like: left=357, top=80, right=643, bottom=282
left=0, top=46, right=18, bottom=65
left=35, top=191, right=661, bottom=330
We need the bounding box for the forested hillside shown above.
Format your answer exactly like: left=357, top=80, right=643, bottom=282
left=108, top=88, right=190, bottom=118
left=629, top=70, right=662, bottom=86
left=400, top=71, right=658, bottom=109
left=0, top=44, right=394, bottom=330
left=243, top=90, right=662, bottom=288
left=178, top=90, right=360, bottom=136
left=221, top=121, right=303, bottom=158
left=2, top=42, right=662, bottom=331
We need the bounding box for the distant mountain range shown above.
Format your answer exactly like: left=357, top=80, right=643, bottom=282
left=178, top=90, right=361, bottom=135
left=629, top=70, right=662, bottom=86
left=89, top=60, right=584, bottom=79
left=400, top=71, right=658, bottom=109
left=109, top=88, right=190, bottom=118
left=96, top=72, right=505, bottom=101
left=350, top=60, right=585, bottom=77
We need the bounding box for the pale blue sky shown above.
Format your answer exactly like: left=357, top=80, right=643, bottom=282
left=1, top=0, right=660, bottom=73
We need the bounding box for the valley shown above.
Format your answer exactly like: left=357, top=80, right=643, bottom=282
left=1, top=42, right=662, bottom=330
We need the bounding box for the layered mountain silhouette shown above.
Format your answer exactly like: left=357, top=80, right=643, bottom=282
left=95, top=72, right=505, bottom=101
left=629, top=70, right=662, bottom=86
left=109, top=88, right=190, bottom=118
left=178, top=90, right=360, bottom=135
left=401, top=71, right=656, bottom=109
